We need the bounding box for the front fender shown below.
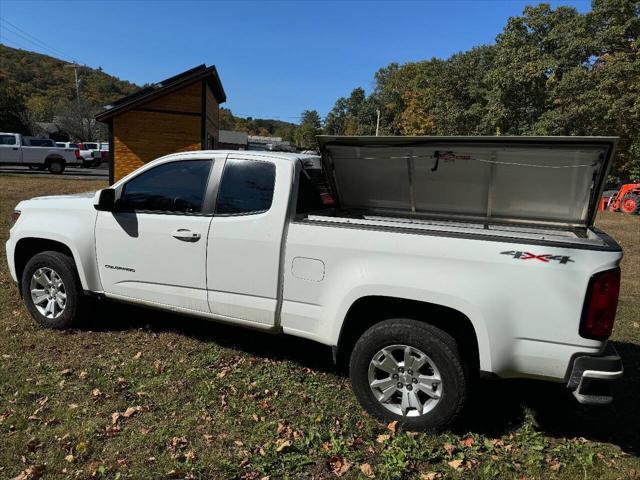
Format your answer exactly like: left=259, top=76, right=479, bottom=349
left=11, top=203, right=101, bottom=292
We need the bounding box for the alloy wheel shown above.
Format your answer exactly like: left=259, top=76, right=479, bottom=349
left=30, top=267, right=67, bottom=319
left=368, top=344, right=442, bottom=417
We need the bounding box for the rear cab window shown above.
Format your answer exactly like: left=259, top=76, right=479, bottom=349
left=215, top=159, right=276, bottom=215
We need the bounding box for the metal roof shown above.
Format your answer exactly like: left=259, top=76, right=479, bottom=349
left=95, top=64, right=226, bottom=122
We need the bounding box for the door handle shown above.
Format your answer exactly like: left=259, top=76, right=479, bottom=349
left=171, top=228, right=201, bottom=242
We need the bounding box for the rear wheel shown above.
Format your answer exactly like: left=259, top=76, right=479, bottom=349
left=21, top=251, right=84, bottom=329
left=350, top=318, right=468, bottom=431
left=47, top=159, right=65, bottom=174
left=620, top=194, right=640, bottom=214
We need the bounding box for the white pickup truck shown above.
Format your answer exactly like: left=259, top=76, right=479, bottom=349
left=0, top=133, right=82, bottom=173
left=5, top=136, right=624, bottom=430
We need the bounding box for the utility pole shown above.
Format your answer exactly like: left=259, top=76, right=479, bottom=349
left=375, top=109, right=381, bottom=136
left=64, top=63, right=81, bottom=108
left=64, top=63, right=85, bottom=140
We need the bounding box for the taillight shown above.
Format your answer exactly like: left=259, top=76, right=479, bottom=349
left=74, top=149, right=81, bottom=159
left=11, top=210, right=21, bottom=223
left=580, top=268, right=621, bottom=340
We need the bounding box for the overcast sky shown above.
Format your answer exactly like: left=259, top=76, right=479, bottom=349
left=0, top=0, right=591, bottom=122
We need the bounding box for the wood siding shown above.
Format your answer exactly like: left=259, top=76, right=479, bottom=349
left=144, top=82, right=201, bottom=113
left=113, top=111, right=200, bottom=181
left=111, top=82, right=220, bottom=182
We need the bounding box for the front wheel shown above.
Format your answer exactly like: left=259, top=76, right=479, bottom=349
left=21, top=251, right=84, bottom=329
left=350, top=319, right=468, bottom=431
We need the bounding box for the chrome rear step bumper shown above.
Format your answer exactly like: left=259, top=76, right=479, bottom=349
left=567, top=343, right=623, bottom=405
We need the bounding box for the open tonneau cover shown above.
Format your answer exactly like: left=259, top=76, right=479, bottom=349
left=317, top=136, right=617, bottom=230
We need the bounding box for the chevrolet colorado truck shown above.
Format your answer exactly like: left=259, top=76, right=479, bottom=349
left=5, top=136, right=624, bottom=430
left=0, top=133, right=82, bottom=173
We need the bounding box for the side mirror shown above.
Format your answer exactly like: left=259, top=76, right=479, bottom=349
left=94, top=188, right=115, bottom=211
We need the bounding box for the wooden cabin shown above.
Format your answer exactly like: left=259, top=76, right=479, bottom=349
left=95, top=65, right=226, bottom=183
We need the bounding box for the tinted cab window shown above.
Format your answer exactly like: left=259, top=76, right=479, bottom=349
left=0, top=135, right=16, bottom=145
left=119, top=160, right=212, bottom=213
left=27, top=139, right=54, bottom=147
left=215, top=159, right=276, bottom=215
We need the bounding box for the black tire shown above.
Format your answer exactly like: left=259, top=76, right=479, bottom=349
left=350, top=319, right=468, bottom=431
left=21, top=251, right=84, bottom=329
left=47, top=159, right=65, bottom=174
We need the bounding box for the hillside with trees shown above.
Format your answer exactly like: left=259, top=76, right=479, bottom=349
left=324, top=0, right=639, bottom=180
left=0, top=44, right=298, bottom=142
left=0, top=44, right=138, bottom=140
left=219, top=108, right=297, bottom=142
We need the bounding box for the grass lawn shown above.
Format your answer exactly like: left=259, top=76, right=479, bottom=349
left=1, top=174, right=639, bottom=479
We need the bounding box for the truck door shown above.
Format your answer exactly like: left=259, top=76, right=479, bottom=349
left=95, top=158, right=216, bottom=312
left=0, top=134, right=21, bottom=164
left=206, top=155, right=292, bottom=326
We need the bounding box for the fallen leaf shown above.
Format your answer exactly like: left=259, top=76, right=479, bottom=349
left=448, top=459, right=463, bottom=470
left=420, top=473, right=440, bottom=480
left=78, top=371, right=88, bottom=379
left=359, top=463, right=375, bottom=478
left=60, top=369, right=72, bottom=376
left=460, top=437, right=475, bottom=448
left=387, top=420, right=398, bottom=433
left=11, top=465, right=45, bottom=480
left=184, top=450, right=195, bottom=462
left=64, top=454, right=74, bottom=463
left=443, top=443, right=456, bottom=456
left=111, top=412, right=121, bottom=424
left=376, top=434, right=390, bottom=443
left=133, top=351, right=142, bottom=359
left=92, top=389, right=102, bottom=398
left=275, top=438, right=291, bottom=452
left=122, top=406, right=141, bottom=418
left=68, top=403, right=78, bottom=410
left=170, top=436, right=188, bottom=450
left=328, top=455, right=351, bottom=476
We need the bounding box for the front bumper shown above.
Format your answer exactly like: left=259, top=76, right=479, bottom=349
left=567, top=343, right=623, bottom=405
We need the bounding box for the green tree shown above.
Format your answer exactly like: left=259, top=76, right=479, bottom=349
left=322, top=0, right=640, bottom=179
left=0, top=77, right=30, bottom=133
left=294, top=110, right=322, bottom=149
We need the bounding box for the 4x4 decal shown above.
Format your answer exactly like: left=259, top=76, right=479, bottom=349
left=501, top=251, right=574, bottom=264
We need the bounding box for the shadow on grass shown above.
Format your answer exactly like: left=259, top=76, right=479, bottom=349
left=82, top=300, right=640, bottom=455
left=460, top=340, right=640, bottom=456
